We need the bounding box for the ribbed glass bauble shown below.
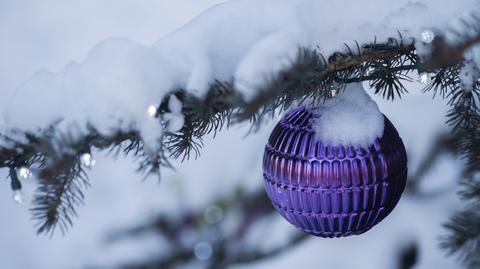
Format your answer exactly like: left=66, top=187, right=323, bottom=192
left=262, top=106, right=407, bottom=237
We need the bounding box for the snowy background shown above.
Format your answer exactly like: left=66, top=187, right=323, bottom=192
left=0, top=1, right=466, bottom=268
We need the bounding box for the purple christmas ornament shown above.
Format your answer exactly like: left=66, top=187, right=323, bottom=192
left=262, top=106, right=407, bottom=237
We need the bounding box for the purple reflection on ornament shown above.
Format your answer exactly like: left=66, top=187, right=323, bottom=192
left=262, top=106, right=407, bottom=238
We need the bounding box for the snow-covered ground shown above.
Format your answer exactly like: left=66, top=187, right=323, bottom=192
left=0, top=1, right=467, bottom=268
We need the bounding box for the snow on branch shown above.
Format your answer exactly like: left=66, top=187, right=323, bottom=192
left=0, top=0, right=479, bottom=238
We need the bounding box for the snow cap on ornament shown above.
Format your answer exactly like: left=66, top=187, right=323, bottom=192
left=262, top=83, right=407, bottom=237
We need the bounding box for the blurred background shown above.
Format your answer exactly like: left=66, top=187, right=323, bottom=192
left=0, top=1, right=465, bottom=268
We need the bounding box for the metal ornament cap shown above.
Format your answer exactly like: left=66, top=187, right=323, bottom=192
left=262, top=106, right=408, bottom=237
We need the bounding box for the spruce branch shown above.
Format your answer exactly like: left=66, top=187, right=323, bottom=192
left=0, top=21, right=479, bottom=236
left=440, top=208, right=480, bottom=269
left=105, top=187, right=309, bottom=269
left=32, top=155, right=88, bottom=235
left=459, top=180, right=480, bottom=204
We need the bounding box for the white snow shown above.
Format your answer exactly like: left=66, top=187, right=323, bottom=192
left=3, top=37, right=167, bottom=152
left=164, top=95, right=185, bottom=133
left=311, top=83, right=384, bottom=147
left=1, top=0, right=478, bottom=150
left=459, top=45, right=480, bottom=93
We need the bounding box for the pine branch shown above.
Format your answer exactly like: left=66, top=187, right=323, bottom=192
left=440, top=207, right=480, bottom=269
left=105, top=187, right=309, bottom=269
left=459, top=180, right=480, bottom=205
left=32, top=155, right=88, bottom=235
left=421, top=25, right=480, bottom=269
left=1, top=23, right=479, bottom=235
left=0, top=127, right=172, bottom=234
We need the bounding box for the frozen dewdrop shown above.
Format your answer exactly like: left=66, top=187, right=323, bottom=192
left=418, top=73, right=431, bottom=84
left=17, top=167, right=31, bottom=179
left=147, top=105, right=158, bottom=118
left=330, top=89, right=337, bottom=98
left=194, top=242, right=213, bottom=261
left=80, top=153, right=96, bottom=168
left=12, top=190, right=23, bottom=204
left=421, top=30, right=435, bottom=43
